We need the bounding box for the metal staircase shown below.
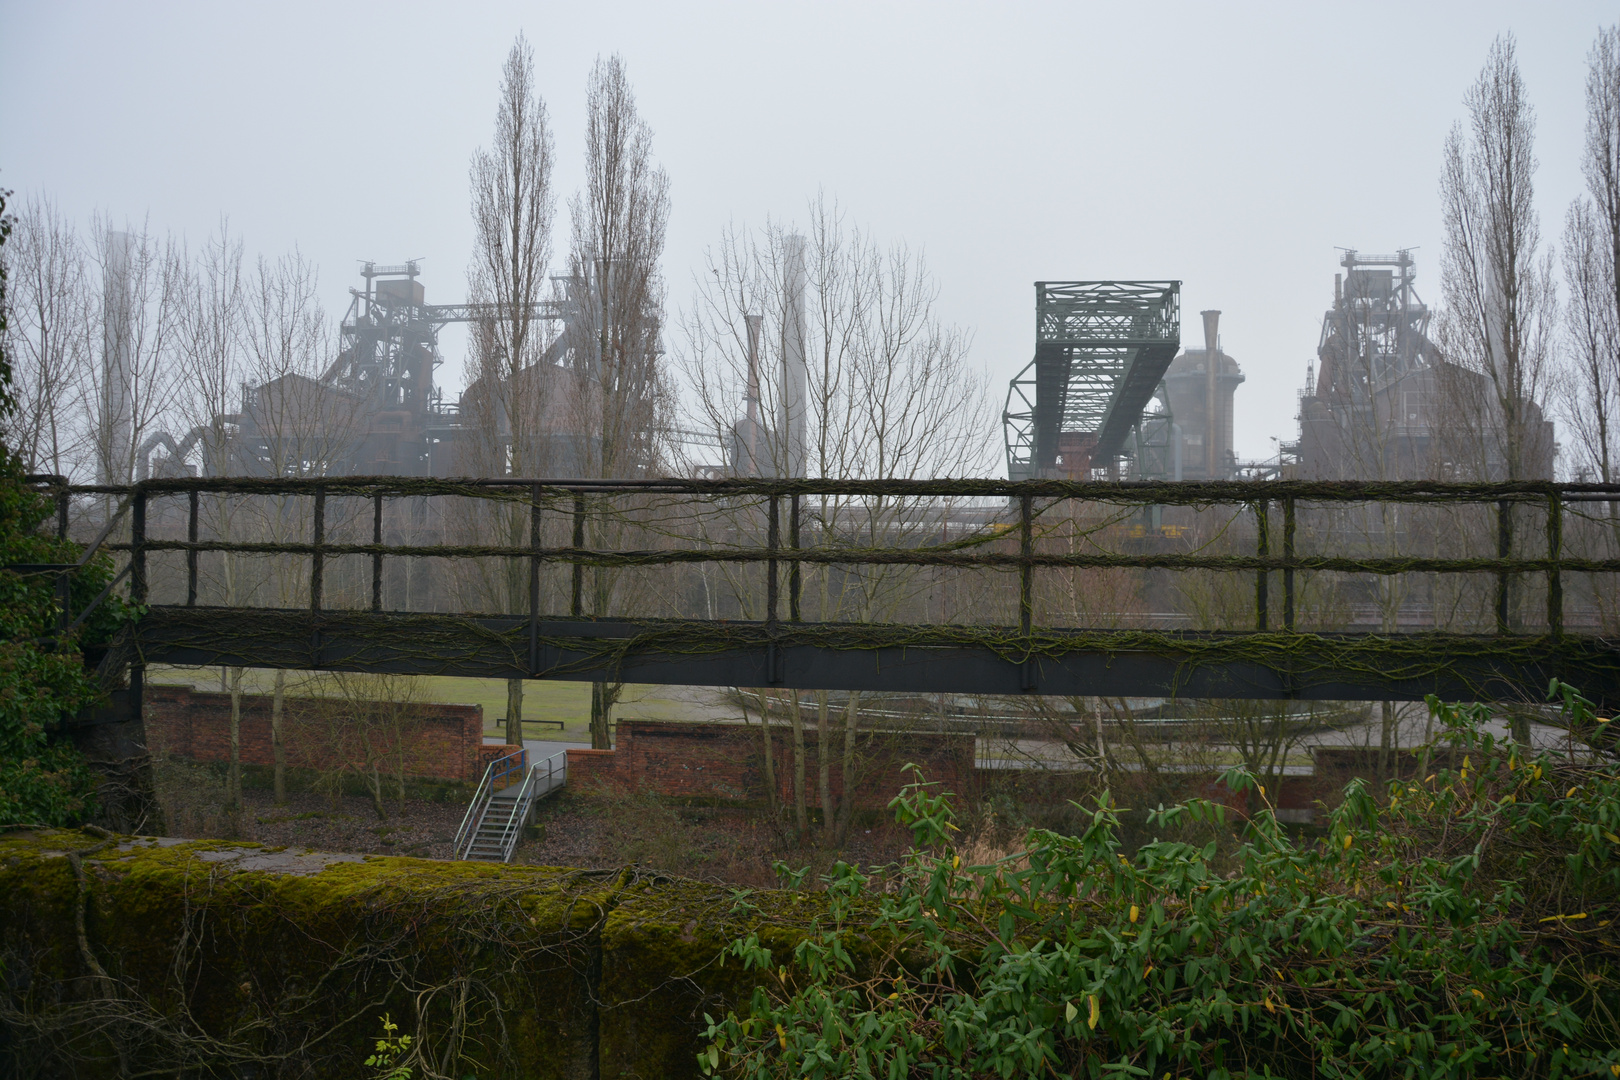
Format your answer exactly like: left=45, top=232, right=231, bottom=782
left=452, top=749, right=568, bottom=863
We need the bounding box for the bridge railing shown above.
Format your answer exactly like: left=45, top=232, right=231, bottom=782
left=30, top=476, right=1620, bottom=643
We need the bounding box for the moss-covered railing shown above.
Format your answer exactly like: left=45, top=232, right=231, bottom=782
left=32, top=476, right=1620, bottom=704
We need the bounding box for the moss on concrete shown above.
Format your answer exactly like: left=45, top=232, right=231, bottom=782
left=1, top=829, right=618, bottom=1078
left=1, top=829, right=902, bottom=1079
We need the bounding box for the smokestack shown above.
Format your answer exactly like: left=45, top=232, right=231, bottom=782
left=780, top=234, right=808, bottom=478
left=744, top=313, right=763, bottom=475
left=1201, top=309, right=1220, bottom=479
left=102, top=231, right=135, bottom=485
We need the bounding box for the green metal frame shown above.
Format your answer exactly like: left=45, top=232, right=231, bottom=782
left=1004, top=281, right=1181, bottom=479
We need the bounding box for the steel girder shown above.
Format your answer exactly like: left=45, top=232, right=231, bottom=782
left=124, top=608, right=1620, bottom=708
left=1005, top=281, right=1181, bottom=479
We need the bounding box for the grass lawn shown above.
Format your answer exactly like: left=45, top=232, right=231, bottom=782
left=147, top=666, right=727, bottom=743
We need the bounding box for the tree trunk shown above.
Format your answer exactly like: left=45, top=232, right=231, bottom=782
left=756, top=690, right=779, bottom=816
left=368, top=761, right=387, bottom=821
left=507, top=677, right=524, bottom=743
left=817, top=691, right=833, bottom=845
left=271, top=668, right=287, bottom=806
left=590, top=682, right=616, bottom=749
left=789, top=693, right=807, bottom=842
left=835, top=691, right=860, bottom=843
left=1379, top=700, right=1396, bottom=780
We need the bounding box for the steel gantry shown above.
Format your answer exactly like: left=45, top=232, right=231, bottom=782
left=1004, top=281, right=1182, bottom=480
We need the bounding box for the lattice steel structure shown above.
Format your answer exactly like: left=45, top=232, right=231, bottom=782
left=1004, top=281, right=1181, bottom=480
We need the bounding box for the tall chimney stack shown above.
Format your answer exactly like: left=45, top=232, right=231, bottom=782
left=780, top=234, right=808, bottom=478
left=102, top=231, right=135, bottom=485
left=1201, top=309, right=1220, bottom=479
left=744, top=314, right=763, bottom=475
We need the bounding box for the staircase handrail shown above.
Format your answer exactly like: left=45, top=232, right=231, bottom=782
left=452, top=749, right=524, bottom=860
left=452, top=762, right=495, bottom=860
left=493, top=750, right=568, bottom=863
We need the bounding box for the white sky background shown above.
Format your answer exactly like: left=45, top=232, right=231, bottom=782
left=2, top=1, right=1613, bottom=474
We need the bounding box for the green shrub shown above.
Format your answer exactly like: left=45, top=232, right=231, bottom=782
left=0, top=188, right=127, bottom=827
left=704, top=684, right=1620, bottom=1078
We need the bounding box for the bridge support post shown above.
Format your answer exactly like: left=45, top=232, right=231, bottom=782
left=1497, top=499, right=1513, bottom=633
left=767, top=495, right=780, bottom=684
left=371, top=493, right=383, bottom=612
left=789, top=493, right=801, bottom=623
left=1019, top=494, right=1035, bottom=691
left=130, top=489, right=146, bottom=722
left=529, top=484, right=542, bottom=674
left=310, top=487, right=325, bottom=666
left=186, top=490, right=198, bottom=607
left=1255, top=500, right=1269, bottom=632
left=1283, top=496, right=1296, bottom=631
left=1548, top=491, right=1563, bottom=636
left=571, top=494, right=585, bottom=617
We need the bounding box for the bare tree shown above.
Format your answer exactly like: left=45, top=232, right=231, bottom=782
left=170, top=244, right=345, bottom=816
left=1, top=195, right=93, bottom=476
left=566, top=53, right=673, bottom=749
left=1561, top=198, right=1618, bottom=483
left=680, top=197, right=995, bottom=842
left=172, top=223, right=246, bottom=478
left=465, top=33, right=557, bottom=736
left=86, top=216, right=185, bottom=487
left=1437, top=33, right=1557, bottom=484
left=1561, top=27, right=1620, bottom=490
left=237, top=250, right=350, bottom=809
left=169, top=226, right=248, bottom=821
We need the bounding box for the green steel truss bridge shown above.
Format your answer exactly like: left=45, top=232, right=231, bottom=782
left=28, top=475, right=1620, bottom=718
left=1004, top=281, right=1182, bottom=480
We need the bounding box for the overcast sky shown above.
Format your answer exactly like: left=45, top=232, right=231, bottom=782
left=2, top=1, right=1614, bottom=473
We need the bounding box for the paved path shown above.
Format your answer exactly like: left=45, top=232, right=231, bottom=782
left=483, top=737, right=577, bottom=770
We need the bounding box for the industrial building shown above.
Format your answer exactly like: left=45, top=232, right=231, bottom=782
left=1293, top=250, right=1555, bottom=481
left=1161, top=310, right=1245, bottom=481
left=1002, top=283, right=1245, bottom=482
left=137, top=262, right=607, bottom=482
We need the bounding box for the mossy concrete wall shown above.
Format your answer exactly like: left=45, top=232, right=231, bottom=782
left=0, top=829, right=848, bottom=1079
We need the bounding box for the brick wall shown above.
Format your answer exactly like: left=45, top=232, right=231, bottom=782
left=145, top=684, right=484, bottom=781
left=566, top=720, right=975, bottom=809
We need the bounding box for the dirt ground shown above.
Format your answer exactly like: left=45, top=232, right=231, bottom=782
left=156, top=761, right=918, bottom=888
left=514, top=791, right=917, bottom=888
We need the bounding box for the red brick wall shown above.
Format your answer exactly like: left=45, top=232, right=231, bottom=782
left=564, top=748, right=618, bottom=789
left=144, top=684, right=484, bottom=781
left=566, top=720, right=974, bottom=809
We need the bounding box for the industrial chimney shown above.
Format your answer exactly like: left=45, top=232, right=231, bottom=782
left=780, top=234, right=808, bottom=478
left=743, top=313, right=763, bottom=475
left=1201, top=309, right=1220, bottom=479
left=102, top=231, right=135, bottom=485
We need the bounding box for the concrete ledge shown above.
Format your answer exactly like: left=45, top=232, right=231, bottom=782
left=0, top=829, right=841, bottom=1079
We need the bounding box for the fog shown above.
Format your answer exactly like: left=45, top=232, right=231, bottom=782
left=1, top=0, right=1611, bottom=469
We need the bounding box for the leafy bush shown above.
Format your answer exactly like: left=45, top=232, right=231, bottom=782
left=0, top=188, right=123, bottom=827
left=704, top=685, right=1620, bottom=1078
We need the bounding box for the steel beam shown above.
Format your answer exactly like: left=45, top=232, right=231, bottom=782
left=127, top=608, right=1620, bottom=709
